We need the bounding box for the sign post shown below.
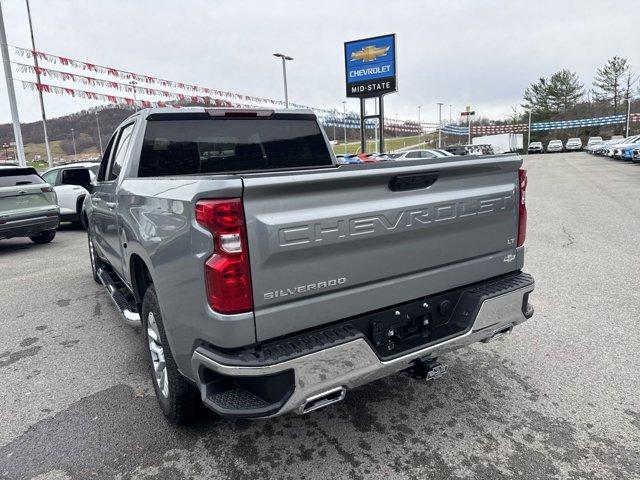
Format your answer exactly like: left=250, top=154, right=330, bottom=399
left=344, top=34, right=397, bottom=153
left=461, top=106, right=475, bottom=145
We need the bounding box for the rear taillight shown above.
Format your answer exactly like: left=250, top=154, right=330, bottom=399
left=195, top=198, right=253, bottom=314
left=517, top=168, right=527, bottom=247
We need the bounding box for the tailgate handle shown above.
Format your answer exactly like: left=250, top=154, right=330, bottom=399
left=389, top=172, right=439, bottom=191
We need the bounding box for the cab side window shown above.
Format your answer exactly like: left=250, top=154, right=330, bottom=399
left=108, top=123, right=135, bottom=181
left=97, top=134, right=117, bottom=182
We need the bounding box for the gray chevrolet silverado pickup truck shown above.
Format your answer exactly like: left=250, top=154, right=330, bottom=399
left=84, top=107, right=534, bottom=423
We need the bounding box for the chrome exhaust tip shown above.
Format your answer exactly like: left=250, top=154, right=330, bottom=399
left=482, top=324, right=514, bottom=343
left=300, top=386, right=346, bottom=414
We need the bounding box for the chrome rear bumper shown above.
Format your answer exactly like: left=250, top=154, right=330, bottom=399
left=192, top=276, right=534, bottom=418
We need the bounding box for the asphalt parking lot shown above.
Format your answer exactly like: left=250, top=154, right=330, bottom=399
left=1, top=152, right=639, bottom=480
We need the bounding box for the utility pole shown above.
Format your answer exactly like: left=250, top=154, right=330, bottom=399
left=71, top=128, right=77, bottom=159
left=395, top=113, right=398, bottom=138
left=342, top=100, right=347, bottom=155
left=26, top=0, right=52, bottom=168
left=437, top=102, right=444, bottom=148
left=95, top=111, right=103, bottom=155
left=273, top=53, right=293, bottom=108
left=417, top=105, right=421, bottom=144
left=0, top=1, right=26, bottom=166
left=449, top=104, right=452, bottom=123
left=527, top=110, right=532, bottom=151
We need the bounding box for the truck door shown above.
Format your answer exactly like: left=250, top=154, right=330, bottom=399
left=92, top=122, right=135, bottom=278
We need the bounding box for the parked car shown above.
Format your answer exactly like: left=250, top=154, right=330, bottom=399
left=41, top=162, right=99, bottom=224
left=336, top=154, right=362, bottom=164
left=591, top=137, right=624, bottom=155
left=467, top=144, right=495, bottom=155
left=0, top=166, right=59, bottom=244
left=610, top=135, right=640, bottom=159
left=632, top=148, right=640, bottom=163
left=527, top=142, right=544, bottom=154
left=587, top=136, right=603, bottom=148
left=565, top=138, right=582, bottom=151
left=616, top=142, right=640, bottom=161
left=546, top=140, right=563, bottom=153
left=84, top=107, right=534, bottom=423
left=443, top=145, right=467, bottom=155
left=387, top=149, right=441, bottom=160
left=432, top=149, right=455, bottom=157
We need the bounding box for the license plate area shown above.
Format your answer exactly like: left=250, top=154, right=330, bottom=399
left=349, top=287, right=474, bottom=359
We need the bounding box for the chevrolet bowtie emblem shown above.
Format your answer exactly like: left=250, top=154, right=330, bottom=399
left=350, top=45, right=390, bottom=62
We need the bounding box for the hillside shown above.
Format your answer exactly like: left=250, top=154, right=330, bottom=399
left=0, top=106, right=134, bottom=162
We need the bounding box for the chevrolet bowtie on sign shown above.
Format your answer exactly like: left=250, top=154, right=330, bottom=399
left=344, top=34, right=397, bottom=98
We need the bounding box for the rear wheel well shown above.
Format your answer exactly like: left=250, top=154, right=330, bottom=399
left=130, top=255, right=153, bottom=310
left=75, top=194, right=86, bottom=214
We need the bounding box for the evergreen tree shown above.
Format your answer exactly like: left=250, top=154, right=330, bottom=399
left=547, top=70, right=583, bottom=113
left=522, top=77, right=550, bottom=114
left=593, top=56, right=630, bottom=114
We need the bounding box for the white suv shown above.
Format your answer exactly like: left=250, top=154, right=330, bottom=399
left=41, top=162, right=99, bottom=225
left=565, top=138, right=582, bottom=151
left=547, top=140, right=563, bottom=153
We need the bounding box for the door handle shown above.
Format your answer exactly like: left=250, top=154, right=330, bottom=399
left=105, top=201, right=116, bottom=209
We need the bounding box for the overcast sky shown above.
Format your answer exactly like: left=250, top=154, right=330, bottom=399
left=1, top=0, right=639, bottom=126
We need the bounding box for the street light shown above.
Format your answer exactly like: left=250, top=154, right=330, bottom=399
left=26, top=0, right=52, bottom=168
left=342, top=100, right=348, bottom=154
left=437, top=102, right=444, bottom=148
left=129, top=80, right=138, bottom=104
left=273, top=53, right=293, bottom=108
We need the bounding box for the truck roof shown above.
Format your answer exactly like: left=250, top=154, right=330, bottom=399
left=127, top=106, right=316, bottom=122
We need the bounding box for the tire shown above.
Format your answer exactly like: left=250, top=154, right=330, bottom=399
left=88, top=232, right=105, bottom=284
left=142, top=286, right=201, bottom=424
left=29, top=230, right=56, bottom=244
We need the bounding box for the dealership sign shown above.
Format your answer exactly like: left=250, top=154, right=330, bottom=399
left=344, top=34, right=396, bottom=98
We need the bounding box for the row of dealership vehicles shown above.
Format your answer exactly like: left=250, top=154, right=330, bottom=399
left=586, top=134, right=640, bottom=161
left=527, top=137, right=587, bottom=153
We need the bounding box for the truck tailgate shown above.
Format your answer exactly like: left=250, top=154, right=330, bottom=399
left=242, top=155, right=522, bottom=342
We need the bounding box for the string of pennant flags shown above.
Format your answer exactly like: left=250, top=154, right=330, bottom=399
left=11, top=45, right=438, bottom=132
left=19, top=80, right=241, bottom=109
left=11, top=45, right=640, bottom=137
left=12, top=45, right=326, bottom=112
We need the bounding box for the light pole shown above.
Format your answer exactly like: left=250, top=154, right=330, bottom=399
left=626, top=94, right=632, bottom=137
left=0, top=2, right=26, bottom=166
left=437, top=102, right=444, bottom=148
left=342, top=100, right=347, bottom=154
left=129, top=80, right=138, bottom=104
left=449, top=104, right=452, bottom=123
left=395, top=113, right=398, bottom=138
left=71, top=128, right=77, bottom=159
left=95, top=112, right=103, bottom=156
left=26, top=0, right=52, bottom=168
left=417, top=106, right=421, bottom=144
left=273, top=53, right=293, bottom=108
left=527, top=110, right=532, bottom=152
